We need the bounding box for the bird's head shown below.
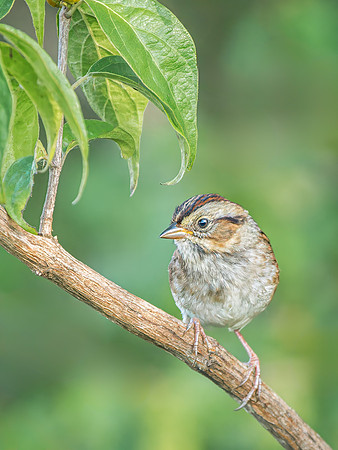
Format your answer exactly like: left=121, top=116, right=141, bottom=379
left=160, top=194, right=259, bottom=254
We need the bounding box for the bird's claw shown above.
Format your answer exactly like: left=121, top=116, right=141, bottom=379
left=234, top=354, right=261, bottom=411
left=234, top=330, right=262, bottom=411
left=185, top=318, right=212, bottom=357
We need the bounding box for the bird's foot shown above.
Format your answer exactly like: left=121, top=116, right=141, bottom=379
left=234, top=353, right=261, bottom=411
left=234, top=330, right=262, bottom=411
left=185, top=317, right=211, bottom=357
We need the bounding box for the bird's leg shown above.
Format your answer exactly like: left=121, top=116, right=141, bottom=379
left=234, top=330, right=262, bottom=411
left=185, top=317, right=211, bottom=356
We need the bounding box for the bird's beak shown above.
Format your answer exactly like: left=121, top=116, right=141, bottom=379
left=159, top=222, right=192, bottom=240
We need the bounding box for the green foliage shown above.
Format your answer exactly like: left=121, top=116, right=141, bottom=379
left=0, top=62, right=12, bottom=203
left=3, top=156, right=36, bottom=233
left=0, top=0, right=14, bottom=20
left=84, top=0, right=198, bottom=184
left=24, top=0, right=45, bottom=46
left=0, top=79, right=38, bottom=232
left=63, top=119, right=132, bottom=156
left=0, top=83, right=39, bottom=182
left=85, top=55, right=197, bottom=185
left=0, top=25, right=88, bottom=201
left=68, top=6, right=148, bottom=195
left=0, top=43, right=61, bottom=161
left=0, top=0, right=198, bottom=230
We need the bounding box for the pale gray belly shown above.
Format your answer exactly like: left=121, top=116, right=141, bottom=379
left=172, top=281, right=268, bottom=331
left=168, top=245, right=276, bottom=331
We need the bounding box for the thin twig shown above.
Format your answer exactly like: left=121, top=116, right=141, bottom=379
left=0, top=206, right=332, bottom=450
left=39, top=7, right=71, bottom=236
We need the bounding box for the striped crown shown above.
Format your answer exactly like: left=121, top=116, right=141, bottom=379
left=172, top=194, right=227, bottom=224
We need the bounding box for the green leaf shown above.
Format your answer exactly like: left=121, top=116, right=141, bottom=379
left=86, top=55, right=182, bottom=134
left=24, top=0, right=45, bottom=47
left=0, top=25, right=88, bottom=202
left=63, top=119, right=138, bottom=190
left=0, top=67, right=38, bottom=232
left=1, top=81, right=39, bottom=182
left=0, top=60, right=12, bottom=203
left=35, top=139, right=47, bottom=163
left=84, top=0, right=198, bottom=184
left=0, top=43, right=62, bottom=165
left=63, top=119, right=114, bottom=153
left=63, top=118, right=136, bottom=161
left=64, top=119, right=140, bottom=195
left=3, top=156, right=37, bottom=234
left=69, top=7, right=147, bottom=194
left=0, top=0, right=15, bottom=20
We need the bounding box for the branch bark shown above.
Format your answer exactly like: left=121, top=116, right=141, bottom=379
left=39, top=7, right=70, bottom=237
left=0, top=205, right=331, bottom=450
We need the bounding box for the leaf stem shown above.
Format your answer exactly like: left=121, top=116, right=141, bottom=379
left=39, top=7, right=71, bottom=237
left=71, top=75, right=89, bottom=90
left=64, top=0, right=83, bottom=19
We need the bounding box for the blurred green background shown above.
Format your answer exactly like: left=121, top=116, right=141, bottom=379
left=1, top=0, right=338, bottom=448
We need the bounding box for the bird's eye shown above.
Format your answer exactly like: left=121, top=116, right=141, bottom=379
left=197, top=218, right=209, bottom=228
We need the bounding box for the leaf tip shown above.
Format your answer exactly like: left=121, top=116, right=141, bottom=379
left=71, top=155, right=88, bottom=205
left=129, top=177, right=138, bottom=197
left=128, top=157, right=139, bottom=197
left=161, top=138, right=188, bottom=186
left=26, top=225, right=38, bottom=235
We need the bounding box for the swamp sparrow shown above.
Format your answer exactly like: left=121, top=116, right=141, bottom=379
left=160, top=194, right=279, bottom=409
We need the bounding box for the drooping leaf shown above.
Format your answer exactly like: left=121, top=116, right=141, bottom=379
left=3, top=156, right=37, bottom=234
left=24, top=0, right=45, bottom=47
left=84, top=55, right=194, bottom=192
left=69, top=7, right=147, bottom=194
left=63, top=119, right=114, bottom=153
left=86, top=55, right=182, bottom=134
left=0, top=25, right=88, bottom=202
left=0, top=67, right=38, bottom=232
left=0, top=60, right=12, bottom=203
left=1, top=81, right=39, bottom=181
left=0, top=43, right=61, bottom=165
left=84, top=0, right=198, bottom=184
left=0, top=0, right=15, bottom=20
left=63, top=119, right=135, bottom=158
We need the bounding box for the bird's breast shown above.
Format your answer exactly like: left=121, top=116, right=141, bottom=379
left=168, top=240, right=278, bottom=329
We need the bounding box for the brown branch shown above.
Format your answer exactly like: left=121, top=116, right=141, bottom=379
left=39, top=7, right=71, bottom=236
left=0, top=205, right=331, bottom=450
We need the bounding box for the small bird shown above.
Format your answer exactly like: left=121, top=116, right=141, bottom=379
left=160, top=194, right=279, bottom=410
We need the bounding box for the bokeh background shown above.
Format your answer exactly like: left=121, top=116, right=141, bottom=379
left=1, top=0, right=338, bottom=448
